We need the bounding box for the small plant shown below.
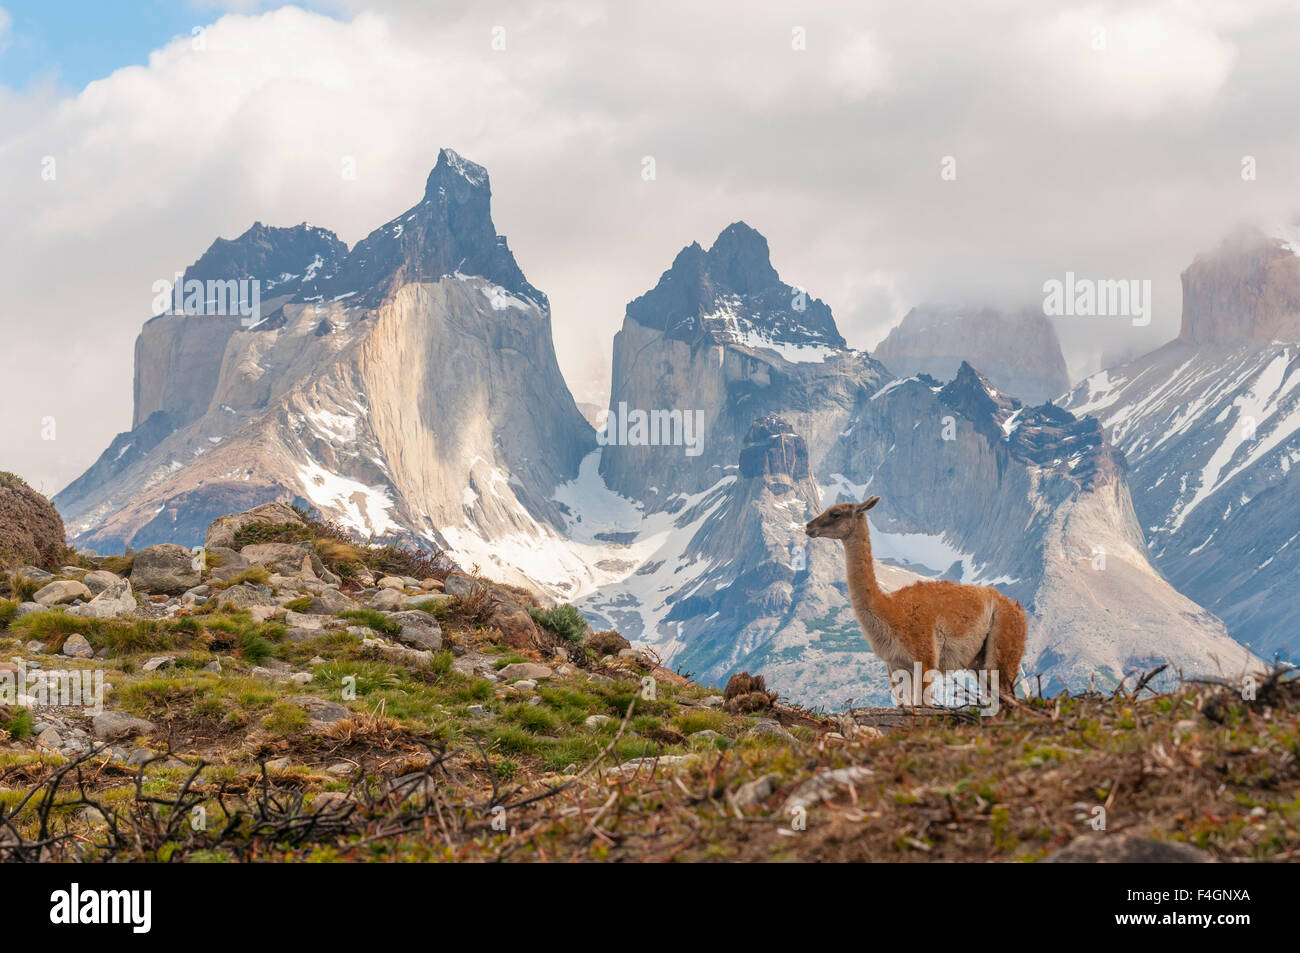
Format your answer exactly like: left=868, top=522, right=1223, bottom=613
left=212, top=567, right=272, bottom=590
left=6, top=574, right=38, bottom=603
left=284, top=596, right=313, bottom=613
left=0, top=706, right=34, bottom=740
left=262, top=701, right=308, bottom=735
left=528, top=604, right=589, bottom=643
left=337, top=609, right=402, bottom=637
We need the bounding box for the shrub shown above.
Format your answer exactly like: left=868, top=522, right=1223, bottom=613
left=528, top=604, right=589, bottom=644
left=263, top=701, right=308, bottom=735
left=0, top=706, right=34, bottom=740
left=284, top=596, right=313, bottom=613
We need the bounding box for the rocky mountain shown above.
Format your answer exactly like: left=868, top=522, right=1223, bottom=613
left=55, top=162, right=1260, bottom=706
left=567, top=227, right=1253, bottom=704
left=1061, top=225, right=1300, bottom=664
left=873, top=305, right=1071, bottom=406
left=54, top=149, right=594, bottom=574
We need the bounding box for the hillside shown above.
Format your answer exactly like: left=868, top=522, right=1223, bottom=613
left=0, top=505, right=1293, bottom=862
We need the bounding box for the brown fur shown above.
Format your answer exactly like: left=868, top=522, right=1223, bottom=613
left=806, top=497, right=1026, bottom=703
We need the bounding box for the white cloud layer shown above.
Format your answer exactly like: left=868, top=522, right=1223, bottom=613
left=3, top=1, right=1300, bottom=496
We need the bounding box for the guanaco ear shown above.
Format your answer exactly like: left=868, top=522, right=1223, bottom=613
left=855, top=496, right=880, bottom=514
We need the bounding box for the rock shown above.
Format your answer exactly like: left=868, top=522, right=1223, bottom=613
left=467, top=704, right=490, bottom=717
left=745, top=719, right=800, bottom=745
left=92, top=710, right=155, bottom=741
left=312, top=792, right=352, bottom=811
left=10, top=565, right=54, bottom=583
left=240, top=542, right=324, bottom=577
left=483, top=593, right=540, bottom=650
left=61, top=634, right=94, bottom=658
left=35, top=726, right=62, bottom=749
left=387, top=610, right=443, bottom=651
left=215, top=583, right=275, bottom=609
left=700, top=695, right=725, bottom=708
left=1043, top=834, right=1216, bottom=863
left=204, top=546, right=250, bottom=581
left=0, top=473, right=67, bottom=570
left=264, top=756, right=292, bottom=771
left=308, top=588, right=356, bottom=614
left=781, top=766, right=875, bottom=814
left=286, top=695, right=350, bottom=725
left=368, top=588, right=405, bottom=611
left=512, top=678, right=538, bottom=692
left=584, top=714, right=613, bottom=729
left=130, top=543, right=201, bottom=594
left=71, top=580, right=137, bottom=619
left=442, top=573, right=484, bottom=598
left=33, top=580, right=92, bottom=606
left=420, top=578, right=444, bottom=591
left=284, top=610, right=328, bottom=629
left=202, top=659, right=222, bottom=673
left=377, top=576, right=406, bottom=590
left=126, top=747, right=155, bottom=766
left=24, top=640, right=45, bottom=654
left=325, top=762, right=354, bottom=776
left=289, top=672, right=313, bottom=686
left=497, top=662, right=554, bottom=681
left=733, top=773, right=779, bottom=809
left=205, top=502, right=305, bottom=550
left=689, top=729, right=726, bottom=744
left=14, top=602, right=47, bottom=619
left=141, top=656, right=174, bottom=672
left=586, top=630, right=631, bottom=655
left=360, top=637, right=433, bottom=667
left=82, top=569, right=123, bottom=594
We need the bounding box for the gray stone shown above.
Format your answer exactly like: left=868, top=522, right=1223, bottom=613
left=442, top=573, right=484, bottom=598
left=368, top=588, right=404, bottom=611
left=733, top=773, right=779, bottom=809
left=286, top=695, right=350, bottom=725
left=14, top=602, right=47, bottom=619
left=205, top=502, right=305, bottom=550
left=82, top=569, right=123, bottom=594
left=584, top=714, right=613, bottom=729
left=377, top=576, right=406, bottom=590
left=72, top=580, right=136, bottom=619
left=1043, top=834, right=1216, bottom=863
left=745, top=719, right=800, bottom=745
left=215, top=583, right=275, bottom=609
left=92, top=711, right=155, bottom=741
left=130, top=543, right=201, bottom=594
left=61, top=634, right=94, bottom=658
left=34, top=580, right=92, bottom=606
left=141, top=656, right=174, bottom=672
left=497, top=662, right=554, bottom=681
left=387, top=610, right=443, bottom=651
left=781, top=767, right=875, bottom=814
left=35, top=726, right=62, bottom=749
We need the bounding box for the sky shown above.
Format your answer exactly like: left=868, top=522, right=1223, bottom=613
left=4, top=0, right=1300, bottom=497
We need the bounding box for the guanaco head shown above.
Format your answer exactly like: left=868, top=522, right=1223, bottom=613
left=805, top=496, right=879, bottom=539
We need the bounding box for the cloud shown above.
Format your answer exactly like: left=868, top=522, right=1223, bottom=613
left=0, top=7, right=11, bottom=52
left=3, top=0, right=1300, bottom=496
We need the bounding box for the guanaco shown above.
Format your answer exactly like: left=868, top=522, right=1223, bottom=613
left=805, top=496, right=1025, bottom=704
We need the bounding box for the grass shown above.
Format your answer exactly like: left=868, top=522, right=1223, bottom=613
left=211, top=567, right=272, bottom=589
left=283, top=596, right=313, bottom=613
left=337, top=608, right=402, bottom=637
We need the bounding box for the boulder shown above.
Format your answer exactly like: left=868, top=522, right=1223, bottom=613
left=62, top=634, right=94, bottom=658
left=387, top=610, right=443, bottom=651
left=361, top=637, right=433, bottom=667
left=0, top=472, right=67, bottom=570
left=1043, top=834, right=1215, bottom=863
left=82, top=569, right=123, bottom=594
left=33, top=579, right=92, bottom=606
left=497, top=662, right=554, bottom=681
left=286, top=695, right=350, bottom=725
left=308, top=588, right=356, bottom=614
left=377, top=576, right=406, bottom=590
left=215, top=583, right=275, bottom=609
left=204, top=546, right=250, bottom=581
left=240, top=542, right=325, bottom=577
left=443, top=573, right=484, bottom=598
left=71, top=580, right=137, bottom=619
left=10, top=565, right=54, bottom=583
left=92, top=710, right=155, bottom=740
left=130, top=543, right=200, bottom=594
left=205, top=502, right=305, bottom=550
left=368, top=588, right=404, bottom=611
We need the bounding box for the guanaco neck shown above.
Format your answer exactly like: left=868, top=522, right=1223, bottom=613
left=842, top=520, right=890, bottom=616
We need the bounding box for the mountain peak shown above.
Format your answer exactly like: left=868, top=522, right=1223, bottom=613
left=1181, top=225, right=1300, bottom=345
left=706, top=222, right=779, bottom=294
left=426, top=148, right=491, bottom=197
